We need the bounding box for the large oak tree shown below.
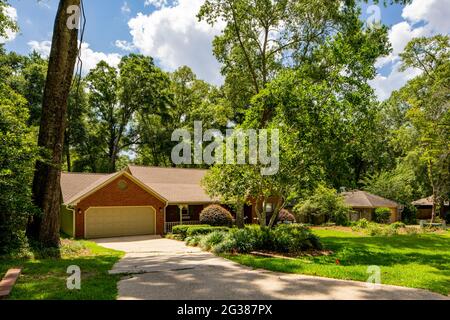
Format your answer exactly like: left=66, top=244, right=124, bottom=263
left=28, top=0, right=81, bottom=247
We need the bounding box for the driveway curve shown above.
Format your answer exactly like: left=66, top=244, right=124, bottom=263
left=94, top=236, right=448, bottom=300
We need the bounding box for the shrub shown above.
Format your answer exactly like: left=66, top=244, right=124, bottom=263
left=294, top=185, right=351, bottom=226
left=405, top=226, right=419, bottom=235
left=390, top=221, right=406, bottom=230
left=186, top=225, right=230, bottom=237
left=270, top=224, right=323, bottom=252
left=200, top=205, right=233, bottom=227
left=245, top=224, right=271, bottom=249
left=226, top=228, right=255, bottom=253
left=352, top=218, right=370, bottom=229
left=401, top=205, right=417, bottom=224
left=172, top=224, right=206, bottom=239
left=295, top=200, right=323, bottom=224
left=374, top=207, right=391, bottom=224
left=185, top=235, right=203, bottom=247
left=277, top=209, right=296, bottom=224
left=212, top=239, right=236, bottom=254
left=366, top=223, right=398, bottom=236
left=199, top=231, right=227, bottom=251
left=192, top=224, right=323, bottom=255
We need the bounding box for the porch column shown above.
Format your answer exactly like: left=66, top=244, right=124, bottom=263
left=178, top=205, right=184, bottom=225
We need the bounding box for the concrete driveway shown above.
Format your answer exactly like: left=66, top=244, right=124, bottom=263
left=94, top=236, right=448, bottom=300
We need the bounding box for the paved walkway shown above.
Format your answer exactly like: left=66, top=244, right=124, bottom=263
left=94, top=236, right=448, bottom=300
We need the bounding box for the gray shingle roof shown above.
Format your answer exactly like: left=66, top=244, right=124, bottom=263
left=342, top=190, right=399, bottom=208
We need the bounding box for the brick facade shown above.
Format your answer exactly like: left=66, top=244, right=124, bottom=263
left=74, top=175, right=166, bottom=238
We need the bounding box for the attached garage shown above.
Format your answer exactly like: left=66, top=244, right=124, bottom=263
left=85, top=206, right=156, bottom=239
left=61, top=171, right=167, bottom=239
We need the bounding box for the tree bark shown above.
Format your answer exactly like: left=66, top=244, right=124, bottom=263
left=235, top=201, right=245, bottom=229
left=28, top=0, right=81, bottom=247
left=268, top=197, right=284, bottom=228
left=64, top=134, right=72, bottom=172
left=431, top=190, right=437, bottom=223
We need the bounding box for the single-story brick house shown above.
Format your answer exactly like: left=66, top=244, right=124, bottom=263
left=341, top=190, right=401, bottom=223
left=412, top=196, right=450, bottom=220
left=60, top=165, right=256, bottom=239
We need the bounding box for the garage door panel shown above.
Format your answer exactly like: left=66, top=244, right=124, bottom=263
left=86, top=207, right=155, bottom=238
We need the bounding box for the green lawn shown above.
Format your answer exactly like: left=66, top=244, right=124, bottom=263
left=0, top=240, right=124, bottom=300
left=225, top=228, right=450, bottom=296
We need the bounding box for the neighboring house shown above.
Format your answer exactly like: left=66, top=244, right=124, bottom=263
left=60, top=165, right=255, bottom=239
left=412, top=196, right=450, bottom=220
left=341, top=190, right=401, bottom=223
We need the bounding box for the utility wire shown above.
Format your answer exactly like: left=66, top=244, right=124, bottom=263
left=72, top=0, right=86, bottom=111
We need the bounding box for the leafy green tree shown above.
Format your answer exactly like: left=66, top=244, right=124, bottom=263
left=203, top=164, right=252, bottom=228
left=387, top=36, right=450, bottom=222
left=64, top=77, right=88, bottom=172
left=0, top=0, right=17, bottom=39
left=0, top=49, right=47, bottom=125
left=362, top=155, right=428, bottom=223
left=0, top=83, right=38, bottom=254
left=85, top=55, right=172, bottom=172
left=295, top=184, right=351, bottom=226
left=198, top=0, right=401, bottom=124
left=203, top=2, right=392, bottom=226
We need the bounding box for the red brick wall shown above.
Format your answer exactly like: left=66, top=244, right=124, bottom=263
left=74, top=175, right=166, bottom=238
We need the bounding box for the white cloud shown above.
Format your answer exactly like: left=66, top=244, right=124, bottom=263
left=28, top=41, right=122, bottom=74
left=79, top=43, right=122, bottom=72
left=144, top=0, right=170, bottom=9
left=28, top=40, right=52, bottom=56
left=402, top=0, right=450, bottom=33
left=121, top=1, right=131, bottom=14
left=115, top=39, right=134, bottom=51
left=371, top=0, right=450, bottom=100
left=127, top=0, right=224, bottom=85
left=0, top=6, right=18, bottom=44
left=369, top=63, right=422, bottom=101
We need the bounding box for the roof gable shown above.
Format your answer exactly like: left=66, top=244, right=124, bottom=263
left=61, top=170, right=168, bottom=205
left=61, top=173, right=112, bottom=204
left=342, top=190, right=399, bottom=208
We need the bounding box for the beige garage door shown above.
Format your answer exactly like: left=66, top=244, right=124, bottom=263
left=85, top=206, right=156, bottom=238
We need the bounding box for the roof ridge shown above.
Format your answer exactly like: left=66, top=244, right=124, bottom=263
left=62, top=172, right=111, bottom=176
left=128, top=165, right=208, bottom=171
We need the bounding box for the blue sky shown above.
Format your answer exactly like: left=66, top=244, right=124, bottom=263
left=2, top=0, right=449, bottom=100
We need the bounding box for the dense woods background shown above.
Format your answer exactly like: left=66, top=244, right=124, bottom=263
left=0, top=0, right=448, bottom=253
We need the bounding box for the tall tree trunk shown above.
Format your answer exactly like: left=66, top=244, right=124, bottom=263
left=431, top=189, right=437, bottom=223
left=235, top=201, right=244, bottom=229
left=64, top=134, right=72, bottom=172
left=28, top=0, right=80, bottom=247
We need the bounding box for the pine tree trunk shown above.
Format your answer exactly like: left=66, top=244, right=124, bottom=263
left=29, top=0, right=80, bottom=247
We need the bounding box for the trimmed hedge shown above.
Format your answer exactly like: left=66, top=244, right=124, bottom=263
left=172, top=224, right=206, bottom=238
left=200, top=205, right=233, bottom=227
